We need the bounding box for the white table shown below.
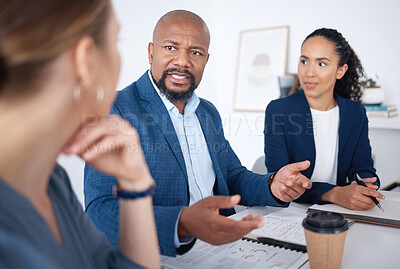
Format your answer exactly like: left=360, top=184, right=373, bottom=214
left=234, top=203, right=400, bottom=269
left=339, top=221, right=400, bottom=269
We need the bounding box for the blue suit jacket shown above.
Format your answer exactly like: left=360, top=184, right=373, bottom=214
left=84, top=72, right=286, bottom=257
left=264, top=90, right=379, bottom=204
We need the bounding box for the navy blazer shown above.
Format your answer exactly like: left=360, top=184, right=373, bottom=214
left=264, top=90, right=378, bottom=205
left=84, top=72, right=286, bottom=257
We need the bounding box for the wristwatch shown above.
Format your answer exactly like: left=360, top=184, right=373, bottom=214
left=112, top=183, right=156, bottom=199
left=268, top=172, right=277, bottom=189
left=268, top=172, right=286, bottom=205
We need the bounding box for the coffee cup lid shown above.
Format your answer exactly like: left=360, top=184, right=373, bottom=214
left=302, top=211, right=348, bottom=234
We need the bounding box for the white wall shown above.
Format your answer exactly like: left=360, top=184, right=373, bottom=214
left=60, top=0, right=400, bottom=205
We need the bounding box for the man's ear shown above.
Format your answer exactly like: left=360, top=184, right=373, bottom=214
left=148, top=42, right=154, bottom=65
left=74, top=37, right=96, bottom=87
left=336, top=64, right=348, bottom=80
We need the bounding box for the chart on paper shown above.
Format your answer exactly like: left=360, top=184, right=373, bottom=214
left=248, top=207, right=307, bottom=246
left=161, top=239, right=308, bottom=269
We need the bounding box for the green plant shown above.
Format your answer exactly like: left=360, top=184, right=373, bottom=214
left=360, top=74, right=379, bottom=88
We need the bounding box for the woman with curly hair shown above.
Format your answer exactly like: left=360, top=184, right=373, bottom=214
left=264, top=28, right=385, bottom=210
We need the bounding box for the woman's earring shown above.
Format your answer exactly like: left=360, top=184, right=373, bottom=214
left=96, top=86, right=105, bottom=102
left=73, top=78, right=87, bottom=101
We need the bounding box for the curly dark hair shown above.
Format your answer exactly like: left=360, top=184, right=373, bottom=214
left=303, top=28, right=365, bottom=102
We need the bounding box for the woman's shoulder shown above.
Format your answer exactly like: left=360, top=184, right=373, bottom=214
left=266, top=90, right=306, bottom=113
left=51, top=164, right=71, bottom=184
left=336, top=95, right=365, bottom=114
left=49, top=164, right=76, bottom=202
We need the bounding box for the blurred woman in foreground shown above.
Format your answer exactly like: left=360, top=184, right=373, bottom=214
left=0, top=0, right=159, bottom=268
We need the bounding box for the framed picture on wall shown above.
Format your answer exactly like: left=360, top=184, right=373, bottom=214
left=234, top=26, right=289, bottom=112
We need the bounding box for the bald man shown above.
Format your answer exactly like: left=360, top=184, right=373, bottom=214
left=84, top=10, right=312, bottom=257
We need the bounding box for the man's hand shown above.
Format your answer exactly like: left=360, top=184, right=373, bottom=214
left=270, top=161, right=312, bottom=202
left=178, top=195, right=263, bottom=245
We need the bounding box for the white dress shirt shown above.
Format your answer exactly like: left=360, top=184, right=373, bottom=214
left=148, top=71, right=216, bottom=204
left=148, top=71, right=216, bottom=248
left=310, top=106, right=339, bottom=184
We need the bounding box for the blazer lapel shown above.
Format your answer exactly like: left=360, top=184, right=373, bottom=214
left=335, top=94, right=348, bottom=182
left=136, top=73, right=188, bottom=179
left=297, top=90, right=316, bottom=178
left=195, top=103, right=223, bottom=184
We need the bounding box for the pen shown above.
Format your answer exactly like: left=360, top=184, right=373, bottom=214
left=355, top=173, right=384, bottom=212
left=256, top=237, right=307, bottom=252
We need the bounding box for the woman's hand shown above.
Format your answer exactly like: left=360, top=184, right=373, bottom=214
left=64, top=115, right=159, bottom=268
left=321, top=181, right=385, bottom=211
left=361, top=177, right=379, bottom=190
left=63, top=115, right=153, bottom=190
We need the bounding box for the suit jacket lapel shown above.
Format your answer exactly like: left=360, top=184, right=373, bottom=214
left=297, top=90, right=316, bottom=178
left=335, top=94, right=347, bottom=182
left=136, top=73, right=188, bottom=179
left=195, top=103, right=223, bottom=182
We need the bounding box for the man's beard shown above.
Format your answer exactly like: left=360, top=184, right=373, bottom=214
left=153, top=68, right=197, bottom=103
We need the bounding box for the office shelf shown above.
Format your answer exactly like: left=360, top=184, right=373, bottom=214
left=368, top=116, right=400, bottom=130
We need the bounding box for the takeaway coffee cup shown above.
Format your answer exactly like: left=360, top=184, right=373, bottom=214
left=302, top=211, right=349, bottom=269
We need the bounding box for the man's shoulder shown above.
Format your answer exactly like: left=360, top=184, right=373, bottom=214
left=113, top=72, right=152, bottom=114
left=115, top=81, right=139, bottom=106
left=198, top=97, right=218, bottom=112
left=197, top=98, right=222, bottom=121
left=111, top=84, right=139, bottom=119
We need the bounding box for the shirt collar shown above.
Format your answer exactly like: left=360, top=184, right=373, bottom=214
left=147, top=70, right=200, bottom=116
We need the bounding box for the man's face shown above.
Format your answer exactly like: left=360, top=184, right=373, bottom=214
left=148, top=17, right=210, bottom=102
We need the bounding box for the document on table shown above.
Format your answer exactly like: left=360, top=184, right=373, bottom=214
left=308, top=191, right=400, bottom=228
left=162, top=206, right=310, bottom=269
left=243, top=206, right=307, bottom=246
left=161, top=239, right=308, bottom=269
left=308, top=190, right=400, bottom=227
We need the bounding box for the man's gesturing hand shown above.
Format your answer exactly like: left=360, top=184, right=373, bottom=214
left=178, top=195, right=263, bottom=245
left=270, top=160, right=312, bottom=202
